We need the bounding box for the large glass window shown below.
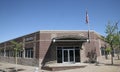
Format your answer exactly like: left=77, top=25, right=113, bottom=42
left=75, top=50, right=80, bottom=62
left=101, top=47, right=105, bottom=55
left=17, top=51, right=23, bottom=57
left=57, top=49, right=62, bottom=63
left=6, top=50, right=9, bottom=57
left=0, top=48, right=23, bottom=57
left=0, top=49, right=4, bottom=56
left=5, top=49, right=23, bottom=57
left=9, top=50, right=14, bottom=57
left=25, top=48, right=33, bottom=58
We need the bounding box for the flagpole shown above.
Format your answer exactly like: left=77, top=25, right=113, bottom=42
left=87, top=22, right=90, bottom=43
left=86, top=9, right=90, bottom=42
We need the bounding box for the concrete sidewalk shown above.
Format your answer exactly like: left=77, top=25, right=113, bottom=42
left=0, top=56, right=120, bottom=72
left=0, top=62, right=40, bottom=72
left=58, top=56, right=120, bottom=72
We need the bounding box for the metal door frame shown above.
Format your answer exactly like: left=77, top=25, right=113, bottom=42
left=62, top=48, right=75, bottom=63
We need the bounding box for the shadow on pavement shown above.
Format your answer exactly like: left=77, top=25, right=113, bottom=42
left=104, top=64, right=120, bottom=66
left=6, top=67, right=25, bottom=72
left=96, top=62, right=120, bottom=67
left=6, top=67, right=15, bottom=69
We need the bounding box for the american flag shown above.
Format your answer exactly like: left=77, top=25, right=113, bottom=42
left=86, top=10, right=89, bottom=24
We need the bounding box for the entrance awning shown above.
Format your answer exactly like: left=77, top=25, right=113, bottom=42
left=52, top=35, right=88, bottom=42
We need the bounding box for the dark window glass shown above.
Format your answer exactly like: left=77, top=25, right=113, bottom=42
left=101, top=47, right=105, bottom=55
left=75, top=50, right=80, bottom=62
left=70, top=50, right=74, bottom=62
left=0, top=49, right=4, bottom=56
left=31, top=50, right=33, bottom=58
left=57, top=50, right=62, bottom=63
left=25, top=48, right=33, bottom=58
left=6, top=50, right=9, bottom=57
left=64, top=50, right=68, bottom=62
left=25, top=50, right=27, bottom=57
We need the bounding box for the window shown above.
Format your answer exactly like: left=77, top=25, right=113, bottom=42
left=0, top=49, right=4, bottom=56
left=17, top=51, right=23, bottom=57
left=25, top=48, right=33, bottom=58
left=75, top=49, right=80, bottom=62
left=25, top=37, right=34, bottom=42
left=57, top=49, right=62, bottom=63
left=9, top=50, right=14, bottom=57
left=101, top=47, right=105, bottom=55
left=5, top=49, right=23, bottom=57
left=6, top=50, right=9, bottom=57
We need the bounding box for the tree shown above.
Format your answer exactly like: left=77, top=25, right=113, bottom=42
left=115, top=24, right=120, bottom=60
left=113, top=32, right=120, bottom=60
left=10, top=41, right=22, bottom=71
left=105, top=21, right=119, bottom=65
left=105, top=47, right=111, bottom=59
left=118, top=31, right=120, bottom=59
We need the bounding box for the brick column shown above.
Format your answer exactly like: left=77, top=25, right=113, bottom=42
left=23, top=37, right=25, bottom=58
left=4, top=43, right=6, bottom=57
left=33, top=33, right=36, bottom=59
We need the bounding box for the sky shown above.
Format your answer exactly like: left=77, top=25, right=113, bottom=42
left=0, top=0, right=120, bottom=42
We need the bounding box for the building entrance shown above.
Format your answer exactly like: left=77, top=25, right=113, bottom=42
left=63, top=49, right=75, bottom=63
left=57, top=47, right=80, bottom=63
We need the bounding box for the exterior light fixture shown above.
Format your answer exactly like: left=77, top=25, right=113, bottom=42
left=87, top=39, right=89, bottom=42
left=53, top=39, right=56, bottom=42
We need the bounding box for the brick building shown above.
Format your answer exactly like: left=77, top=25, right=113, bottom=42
left=0, top=30, right=106, bottom=69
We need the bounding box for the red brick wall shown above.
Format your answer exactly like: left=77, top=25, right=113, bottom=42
left=39, top=31, right=105, bottom=64
left=0, top=30, right=106, bottom=66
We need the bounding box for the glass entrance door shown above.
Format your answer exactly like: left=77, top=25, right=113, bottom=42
left=63, top=49, right=75, bottom=63
left=63, top=50, right=68, bottom=62
left=69, top=50, right=74, bottom=62
left=57, top=47, right=80, bottom=63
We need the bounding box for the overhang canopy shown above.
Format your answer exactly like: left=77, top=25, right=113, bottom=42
left=52, top=35, right=88, bottom=42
